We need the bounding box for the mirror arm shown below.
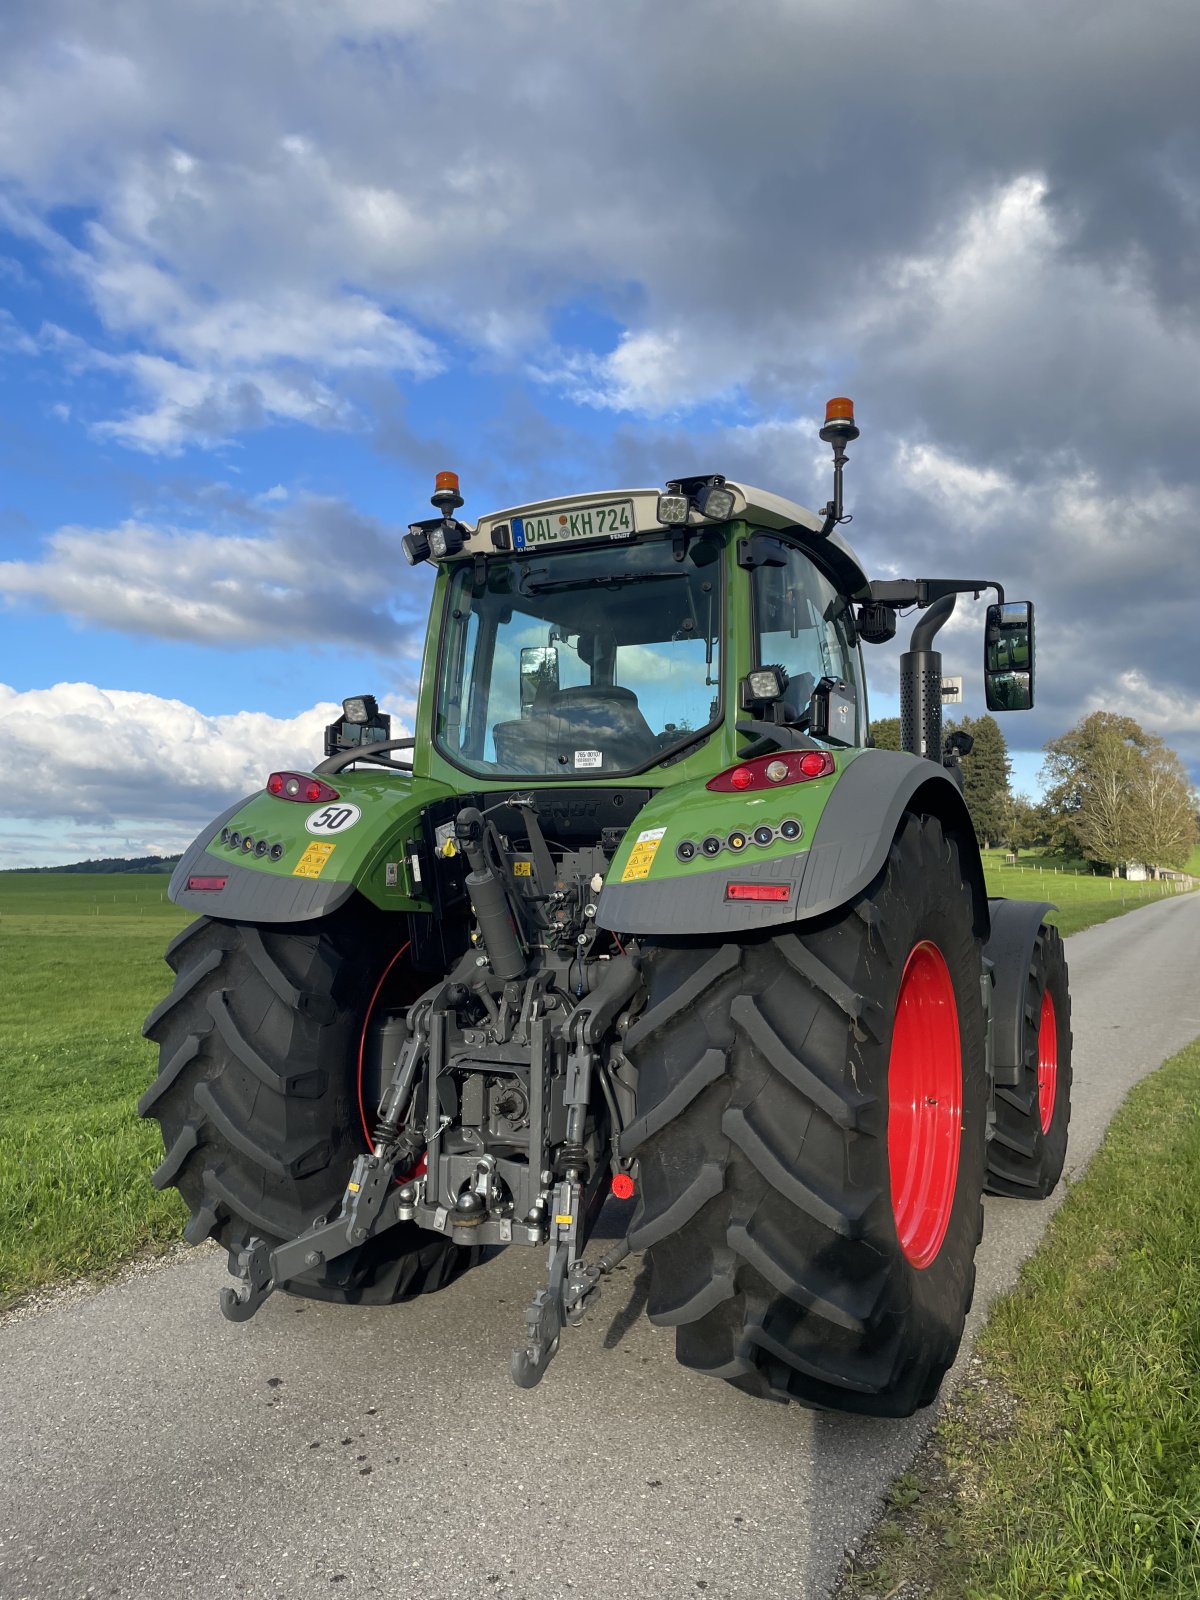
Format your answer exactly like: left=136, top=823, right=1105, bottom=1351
left=867, top=577, right=1005, bottom=607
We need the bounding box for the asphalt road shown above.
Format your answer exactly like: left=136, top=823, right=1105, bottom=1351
left=3, top=892, right=1199, bottom=1600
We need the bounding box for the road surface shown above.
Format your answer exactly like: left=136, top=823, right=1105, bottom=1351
left=2, top=892, right=1199, bottom=1600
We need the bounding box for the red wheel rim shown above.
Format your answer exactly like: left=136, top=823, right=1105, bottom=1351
left=356, top=942, right=426, bottom=1183
left=1037, top=989, right=1058, bottom=1135
left=888, top=941, right=962, bottom=1269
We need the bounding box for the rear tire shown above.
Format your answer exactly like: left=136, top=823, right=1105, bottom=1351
left=622, top=812, right=987, bottom=1416
left=140, top=911, right=476, bottom=1304
left=985, top=924, right=1072, bottom=1199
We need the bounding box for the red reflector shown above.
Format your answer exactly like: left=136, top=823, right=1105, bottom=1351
left=707, top=750, right=835, bottom=792
left=611, top=1173, right=635, bottom=1200
left=726, top=883, right=792, bottom=903
left=266, top=771, right=340, bottom=804
left=187, top=875, right=227, bottom=892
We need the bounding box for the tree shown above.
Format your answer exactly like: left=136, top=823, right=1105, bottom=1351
left=870, top=717, right=901, bottom=751
left=1133, top=747, right=1198, bottom=872
left=945, top=714, right=1012, bottom=848
left=1041, top=712, right=1197, bottom=873
left=997, top=794, right=1045, bottom=857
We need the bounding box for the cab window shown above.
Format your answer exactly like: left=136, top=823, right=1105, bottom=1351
left=751, top=540, right=865, bottom=741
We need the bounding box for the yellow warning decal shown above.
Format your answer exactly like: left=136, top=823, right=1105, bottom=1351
left=554, top=1214, right=574, bottom=1227
left=293, top=841, right=336, bottom=879
left=620, top=826, right=667, bottom=882
left=512, top=860, right=532, bottom=876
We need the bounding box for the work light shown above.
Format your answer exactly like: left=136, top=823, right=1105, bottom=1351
left=656, top=493, right=690, bottom=525
left=693, top=480, right=736, bottom=520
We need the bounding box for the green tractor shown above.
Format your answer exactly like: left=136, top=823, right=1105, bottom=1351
left=141, top=400, right=1071, bottom=1416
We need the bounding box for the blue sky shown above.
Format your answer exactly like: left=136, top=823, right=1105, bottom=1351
left=2, top=1, right=1198, bottom=866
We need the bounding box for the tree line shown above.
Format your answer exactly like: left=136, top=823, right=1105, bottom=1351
left=871, top=711, right=1199, bottom=875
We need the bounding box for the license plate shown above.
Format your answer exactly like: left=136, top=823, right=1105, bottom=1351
left=511, top=499, right=634, bottom=550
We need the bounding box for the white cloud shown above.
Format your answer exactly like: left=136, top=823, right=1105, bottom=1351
left=535, top=329, right=744, bottom=416
left=0, top=681, right=413, bottom=864
left=0, top=494, right=426, bottom=650
left=0, top=308, right=37, bottom=356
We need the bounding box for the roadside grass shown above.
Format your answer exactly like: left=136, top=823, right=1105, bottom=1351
left=1186, top=842, right=1200, bottom=877
left=838, top=1037, right=1200, bottom=1600
left=981, top=849, right=1195, bottom=937
left=0, top=873, right=190, bottom=1308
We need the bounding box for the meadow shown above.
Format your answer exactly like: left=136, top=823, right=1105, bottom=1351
left=0, top=873, right=190, bottom=1307
left=982, top=850, right=1195, bottom=937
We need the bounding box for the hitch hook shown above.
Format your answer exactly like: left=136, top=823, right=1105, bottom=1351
left=218, top=1238, right=274, bottom=1323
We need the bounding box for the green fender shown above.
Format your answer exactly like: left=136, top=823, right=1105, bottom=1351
left=595, top=749, right=989, bottom=937
left=167, top=771, right=455, bottom=923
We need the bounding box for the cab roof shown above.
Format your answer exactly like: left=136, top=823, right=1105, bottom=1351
left=462, top=480, right=868, bottom=593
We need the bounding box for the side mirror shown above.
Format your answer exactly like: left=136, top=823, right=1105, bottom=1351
left=984, top=602, right=1035, bottom=711
left=520, top=645, right=560, bottom=712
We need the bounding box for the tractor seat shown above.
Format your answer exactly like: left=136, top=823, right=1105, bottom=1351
left=493, top=685, right=657, bottom=774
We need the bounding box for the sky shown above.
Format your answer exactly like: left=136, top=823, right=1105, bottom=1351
left=1, top=0, right=1198, bottom=867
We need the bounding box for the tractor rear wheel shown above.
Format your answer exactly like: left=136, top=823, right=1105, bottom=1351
left=985, top=923, right=1072, bottom=1199
left=621, top=812, right=987, bottom=1416
left=140, top=912, right=476, bottom=1304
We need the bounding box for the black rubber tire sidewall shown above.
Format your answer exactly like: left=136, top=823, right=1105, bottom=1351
left=624, top=812, right=988, bottom=1416
left=987, top=924, right=1072, bottom=1199
left=141, top=910, right=474, bottom=1305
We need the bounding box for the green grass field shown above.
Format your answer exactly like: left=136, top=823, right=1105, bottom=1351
left=982, top=850, right=1195, bottom=938
left=840, top=1037, right=1200, bottom=1600
left=0, top=873, right=190, bottom=1307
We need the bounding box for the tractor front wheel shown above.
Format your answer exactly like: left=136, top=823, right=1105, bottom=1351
left=986, top=923, right=1072, bottom=1199
left=622, top=812, right=987, bottom=1416
left=140, top=911, right=476, bottom=1304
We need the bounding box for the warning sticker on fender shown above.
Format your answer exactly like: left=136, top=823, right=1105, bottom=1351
left=293, top=841, right=335, bottom=879
left=620, top=827, right=666, bottom=882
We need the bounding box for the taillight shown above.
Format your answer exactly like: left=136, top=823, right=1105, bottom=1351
left=725, top=883, right=792, bottom=902
left=266, top=771, right=340, bottom=804
left=706, top=750, right=835, bottom=792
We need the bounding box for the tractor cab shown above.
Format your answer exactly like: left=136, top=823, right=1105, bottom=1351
left=402, top=473, right=872, bottom=793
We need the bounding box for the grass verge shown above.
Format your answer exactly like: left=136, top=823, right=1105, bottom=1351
left=837, top=1036, right=1200, bottom=1600
left=0, top=872, right=190, bottom=1309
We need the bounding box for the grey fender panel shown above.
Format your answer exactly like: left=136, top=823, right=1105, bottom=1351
left=790, top=750, right=981, bottom=922
left=169, top=798, right=357, bottom=923
left=985, top=897, right=1055, bottom=1082
left=597, top=750, right=985, bottom=937
left=595, top=851, right=809, bottom=936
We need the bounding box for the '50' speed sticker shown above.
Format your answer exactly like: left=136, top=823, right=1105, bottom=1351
left=305, top=803, right=362, bottom=836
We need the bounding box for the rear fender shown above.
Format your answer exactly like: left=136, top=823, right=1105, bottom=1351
left=984, top=897, right=1056, bottom=1086
left=596, top=749, right=988, bottom=938
left=168, top=772, right=455, bottom=923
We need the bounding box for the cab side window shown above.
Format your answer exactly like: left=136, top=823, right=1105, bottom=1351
left=752, top=542, right=865, bottom=740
